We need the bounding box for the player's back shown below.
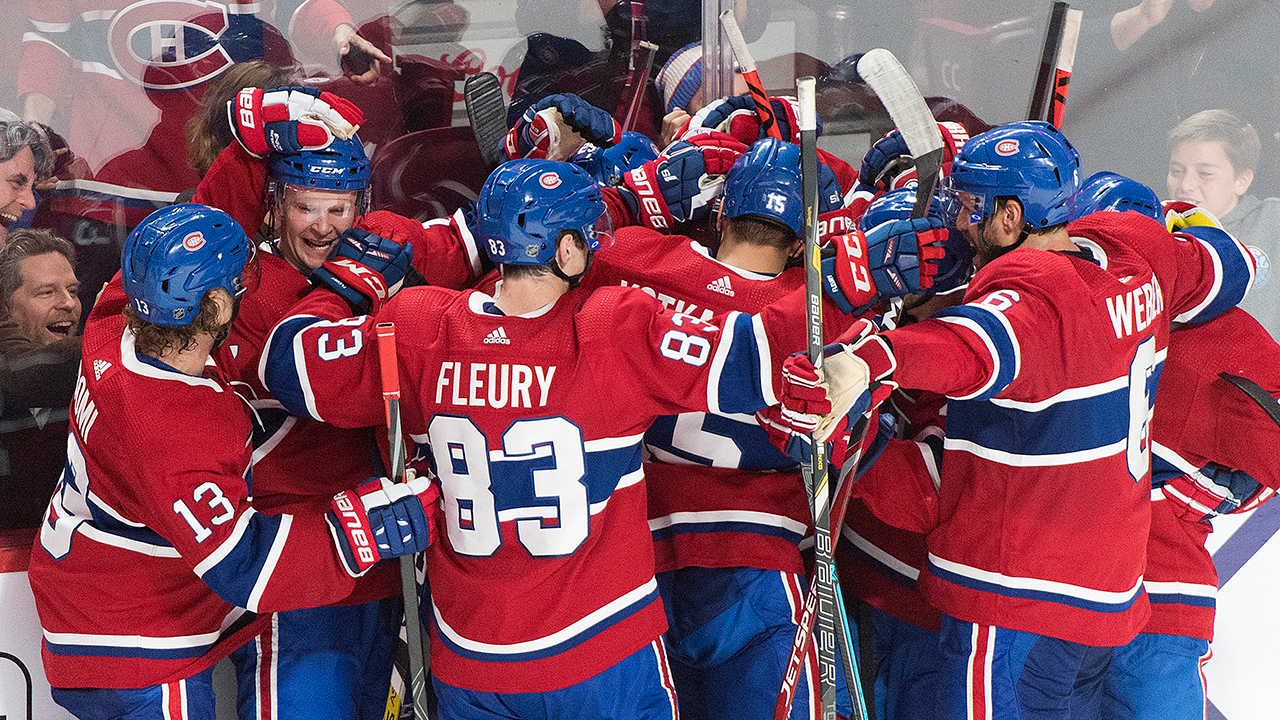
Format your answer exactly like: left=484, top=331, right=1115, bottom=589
left=919, top=231, right=1167, bottom=647
left=29, top=310, right=269, bottom=689
left=585, top=226, right=812, bottom=573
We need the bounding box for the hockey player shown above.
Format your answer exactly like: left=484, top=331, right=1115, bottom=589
left=581, top=138, right=951, bottom=720
left=28, top=203, right=438, bottom=720
left=774, top=121, right=1255, bottom=720
left=258, top=158, right=883, bottom=718
left=1062, top=183, right=1280, bottom=720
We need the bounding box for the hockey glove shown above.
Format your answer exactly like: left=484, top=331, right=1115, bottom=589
left=328, top=474, right=440, bottom=577
left=855, top=122, right=970, bottom=195
left=229, top=86, right=364, bottom=158
left=504, top=93, right=623, bottom=161
left=822, top=218, right=949, bottom=313
left=312, top=228, right=413, bottom=315
left=1159, top=462, right=1268, bottom=524
left=621, top=131, right=748, bottom=231
left=684, top=94, right=821, bottom=145
left=1163, top=201, right=1225, bottom=232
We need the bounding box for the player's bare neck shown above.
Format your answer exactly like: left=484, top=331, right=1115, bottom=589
left=1023, top=225, right=1075, bottom=254
left=492, top=274, right=569, bottom=317
left=715, top=239, right=789, bottom=276
left=152, top=337, right=215, bottom=377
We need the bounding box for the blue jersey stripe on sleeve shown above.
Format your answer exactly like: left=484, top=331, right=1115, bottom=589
left=260, top=315, right=327, bottom=421
left=709, top=313, right=771, bottom=415
left=1175, top=227, right=1256, bottom=324
left=934, top=304, right=1020, bottom=401
left=195, top=510, right=284, bottom=609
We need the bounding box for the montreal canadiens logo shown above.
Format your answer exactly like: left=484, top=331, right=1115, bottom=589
left=995, top=139, right=1020, bottom=156
left=539, top=172, right=561, bottom=189
left=108, top=0, right=248, bottom=90
left=182, top=231, right=206, bottom=251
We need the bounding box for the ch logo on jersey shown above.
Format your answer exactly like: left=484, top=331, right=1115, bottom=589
left=182, top=231, right=205, bottom=251
left=995, top=139, right=1020, bottom=156
left=539, top=172, right=561, bottom=189
left=483, top=326, right=511, bottom=344
left=108, top=0, right=246, bottom=90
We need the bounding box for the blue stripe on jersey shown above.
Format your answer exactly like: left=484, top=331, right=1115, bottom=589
left=50, top=186, right=173, bottom=211
left=643, top=412, right=795, bottom=471
left=43, top=637, right=215, bottom=660
left=261, top=315, right=326, bottom=421
left=845, top=541, right=919, bottom=592
left=947, top=391, right=1128, bottom=457
left=199, top=513, right=285, bottom=608
left=1176, top=226, right=1255, bottom=324
left=1146, top=591, right=1215, bottom=608
left=933, top=304, right=1019, bottom=401
left=476, top=438, right=643, bottom=513
left=926, top=555, right=1145, bottom=614
left=649, top=519, right=806, bottom=545
left=711, top=313, right=771, bottom=414
left=431, top=584, right=661, bottom=663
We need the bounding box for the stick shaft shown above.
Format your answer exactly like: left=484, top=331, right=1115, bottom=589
left=1028, top=2, right=1069, bottom=123
left=1049, top=8, right=1083, bottom=128
left=375, top=323, right=429, bottom=720
left=720, top=10, right=783, bottom=141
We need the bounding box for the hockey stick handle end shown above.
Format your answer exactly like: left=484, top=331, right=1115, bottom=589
left=718, top=10, right=757, bottom=73
left=796, top=76, right=817, bottom=132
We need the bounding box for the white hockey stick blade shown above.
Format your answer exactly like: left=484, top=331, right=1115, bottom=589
left=857, top=49, right=943, bottom=160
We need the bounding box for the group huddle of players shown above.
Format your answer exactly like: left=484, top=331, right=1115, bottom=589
left=23, top=82, right=1279, bottom=720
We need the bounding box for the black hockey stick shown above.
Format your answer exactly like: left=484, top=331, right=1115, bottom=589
left=1220, top=372, right=1280, bottom=429
left=376, top=323, right=430, bottom=720
left=1027, top=3, right=1082, bottom=127
left=465, top=72, right=508, bottom=170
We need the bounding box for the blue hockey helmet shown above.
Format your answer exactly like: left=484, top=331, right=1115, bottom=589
left=945, top=120, right=1080, bottom=229
left=121, top=203, right=253, bottom=326
left=268, top=137, right=370, bottom=192
left=477, top=159, right=611, bottom=266
left=860, top=187, right=974, bottom=293
left=721, top=138, right=843, bottom=237
left=1070, top=171, right=1162, bottom=222
left=571, top=132, right=659, bottom=186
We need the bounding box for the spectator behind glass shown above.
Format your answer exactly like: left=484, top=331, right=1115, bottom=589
left=1168, top=109, right=1280, bottom=335
left=0, top=229, right=82, bottom=530
left=185, top=61, right=292, bottom=179
left=0, top=121, right=54, bottom=248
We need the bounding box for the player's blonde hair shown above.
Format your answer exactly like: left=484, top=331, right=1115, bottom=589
left=186, top=61, right=292, bottom=177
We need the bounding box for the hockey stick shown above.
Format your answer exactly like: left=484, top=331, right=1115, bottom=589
left=1220, top=372, right=1280, bottom=429
left=1027, top=3, right=1082, bottom=127
left=465, top=72, right=508, bottom=170
left=857, top=50, right=945, bottom=218
left=375, top=323, right=430, bottom=720
left=621, top=41, right=659, bottom=132
left=719, top=9, right=784, bottom=142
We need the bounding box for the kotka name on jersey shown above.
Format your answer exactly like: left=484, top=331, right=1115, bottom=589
left=435, top=362, right=557, bottom=408
left=618, top=280, right=715, bottom=322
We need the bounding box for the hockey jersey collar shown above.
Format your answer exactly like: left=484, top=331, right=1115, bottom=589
left=468, top=283, right=558, bottom=319
left=119, top=327, right=223, bottom=391
left=687, top=241, right=780, bottom=280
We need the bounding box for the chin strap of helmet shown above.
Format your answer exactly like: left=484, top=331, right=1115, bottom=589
left=547, top=231, right=594, bottom=289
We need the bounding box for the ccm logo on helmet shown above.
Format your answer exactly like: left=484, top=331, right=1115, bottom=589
left=995, top=139, right=1020, bottom=156
left=182, top=232, right=206, bottom=251
left=539, top=172, right=561, bottom=189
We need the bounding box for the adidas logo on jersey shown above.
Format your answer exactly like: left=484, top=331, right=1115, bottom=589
left=706, top=276, right=735, bottom=297
left=93, top=359, right=112, bottom=380
left=483, top=327, right=511, bottom=345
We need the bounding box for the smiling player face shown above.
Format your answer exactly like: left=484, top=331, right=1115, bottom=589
left=275, top=186, right=359, bottom=273
left=8, top=251, right=81, bottom=346
left=0, top=147, right=39, bottom=247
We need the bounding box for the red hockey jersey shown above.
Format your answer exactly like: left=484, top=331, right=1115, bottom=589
left=585, top=228, right=832, bottom=575
left=258, top=282, right=812, bottom=692
left=28, top=311, right=359, bottom=689
left=1145, top=308, right=1280, bottom=640
left=879, top=211, right=1253, bottom=646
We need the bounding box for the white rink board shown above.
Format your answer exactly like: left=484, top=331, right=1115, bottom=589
left=0, top=570, right=74, bottom=720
